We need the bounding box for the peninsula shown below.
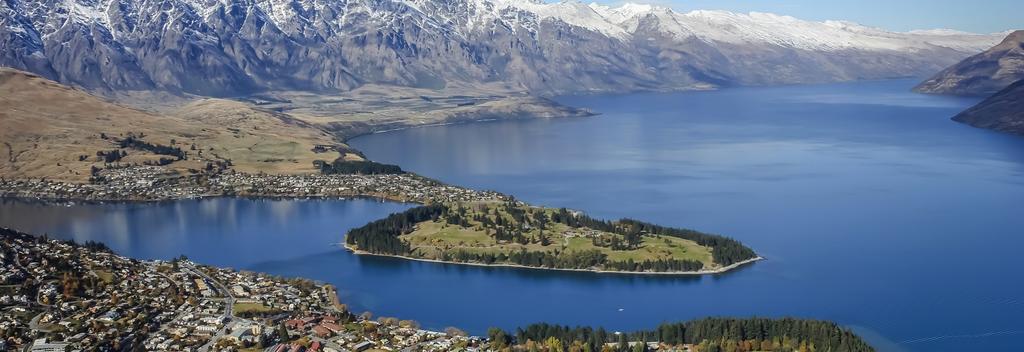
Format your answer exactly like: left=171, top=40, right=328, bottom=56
left=344, top=201, right=759, bottom=274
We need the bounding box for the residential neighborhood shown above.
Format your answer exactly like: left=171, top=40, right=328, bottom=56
left=0, top=227, right=484, bottom=352
left=0, top=166, right=504, bottom=205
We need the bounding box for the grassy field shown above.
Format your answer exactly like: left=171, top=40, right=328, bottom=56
left=233, top=302, right=276, bottom=315
left=400, top=202, right=715, bottom=270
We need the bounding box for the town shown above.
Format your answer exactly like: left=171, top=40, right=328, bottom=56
left=0, top=227, right=484, bottom=352
left=0, top=166, right=504, bottom=205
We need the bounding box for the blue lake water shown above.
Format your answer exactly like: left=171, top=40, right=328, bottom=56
left=3, top=79, right=1023, bottom=351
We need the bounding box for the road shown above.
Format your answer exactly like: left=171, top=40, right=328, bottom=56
left=181, top=263, right=235, bottom=317
left=181, top=262, right=257, bottom=352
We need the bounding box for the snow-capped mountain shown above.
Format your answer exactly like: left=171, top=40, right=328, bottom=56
left=0, top=0, right=1008, bottom=96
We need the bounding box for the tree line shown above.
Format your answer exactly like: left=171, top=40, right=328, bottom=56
left=493, top=317, right=873, bottom=352
left=316, top=159, right=405, bottom=175
left=117, top=136, right=186, bottom=160
left=344, top=204, right=446, bottom=253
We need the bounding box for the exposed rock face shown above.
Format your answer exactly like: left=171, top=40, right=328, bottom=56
left=915, top=30, right=1024, bottom=96
left=953, top=79, right=1024, bottom=135
left=0, top=0, right=1007, bottom=97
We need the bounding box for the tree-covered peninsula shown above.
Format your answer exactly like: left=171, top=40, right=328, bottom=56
left=344, top=200, right=759, bottom=273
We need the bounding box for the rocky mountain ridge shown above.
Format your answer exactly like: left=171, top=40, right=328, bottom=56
left=915, top=30, right=1024, bottom=96
left=0, top=0, right=1009, bottom=97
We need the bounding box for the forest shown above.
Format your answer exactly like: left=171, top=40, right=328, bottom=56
left=441, top=249, right=706, bottom=272
left=490, top=317, right=873, bottom=352
left=344, top=204, right=446, bottom=253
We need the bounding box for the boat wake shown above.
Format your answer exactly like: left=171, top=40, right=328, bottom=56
left=901, top=330, right=1024, bottom=344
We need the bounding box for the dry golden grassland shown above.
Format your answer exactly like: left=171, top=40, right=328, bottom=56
left=0, top=68, right=357, bottom=182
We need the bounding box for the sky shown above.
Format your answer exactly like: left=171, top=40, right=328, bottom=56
left=583, top=0, right=1020, bottom=33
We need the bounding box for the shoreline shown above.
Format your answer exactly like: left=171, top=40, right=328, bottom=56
left=0, top=168, right=505, bottom=206
left=337, top=108, right=597, bottom=142
left=342, top=243, right=762, bottom=276
left=0, top=193, right=421, bottom=207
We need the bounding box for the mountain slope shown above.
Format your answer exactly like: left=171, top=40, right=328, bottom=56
left=0, top=67, right=346, bottom=181
left=0, top=0, right=1007, bottom=96
left=952, top=79, right=1024, bottom=135
left=915, top=30, right=1024, bottom=96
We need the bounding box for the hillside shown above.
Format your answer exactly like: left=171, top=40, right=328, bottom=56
left=953, top=79, right=1024, bottom=135
left=915, top=30, right=1024, bottom=96
left=0, top=68, right=348, bottom=182
left=0, top=0, right=1005, bottom=96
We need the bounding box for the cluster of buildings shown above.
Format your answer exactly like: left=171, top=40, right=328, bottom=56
left=0, top=166, right=504, bottom=204
left=273, top=315, right=481, bottom=352
left=1, top=227, right=197, bottom=351
left=0, top=228, right=488, bottom=352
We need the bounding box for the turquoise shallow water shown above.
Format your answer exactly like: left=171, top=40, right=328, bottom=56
left=3, top=79, right=1023, bottom=351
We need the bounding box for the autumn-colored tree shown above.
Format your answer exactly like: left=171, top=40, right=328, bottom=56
left=545, top=336, right=565, bottom=352
left=445, top=326, right=468, bottom=337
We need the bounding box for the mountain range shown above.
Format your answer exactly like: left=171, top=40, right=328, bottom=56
left=0, top=0, right=1009, bottom=97
left=915, top=30, right=1024, bottom=96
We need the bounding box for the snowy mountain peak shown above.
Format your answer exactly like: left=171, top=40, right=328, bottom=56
left=0, top=0, right=1009, bottom=96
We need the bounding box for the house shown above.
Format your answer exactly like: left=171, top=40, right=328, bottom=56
left=29, top=338, right=69, bottom=352
left=228, top=325, right=257, bottom=343
left=312, top=325, right=332, bottom=338
left=352, top=341, right=374, bottom=352
left=285, top=319, right=305, bottom=330
left=195, top=325, right=218, bottom=333
left=321, top=322, right=345, bottom=334
left=300, top=316, right=320, bottom=325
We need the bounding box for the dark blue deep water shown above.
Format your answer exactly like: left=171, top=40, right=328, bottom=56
left=3, top=80, right=1023, bottom=351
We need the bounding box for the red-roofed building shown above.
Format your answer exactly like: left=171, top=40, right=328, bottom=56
left=284, top=319, right=305, bottom=330
left=321, top=322, right=344, bottom=334
left=312, top=325, right=332, bottom=338
left=309, top=341, right=322, bottom=352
